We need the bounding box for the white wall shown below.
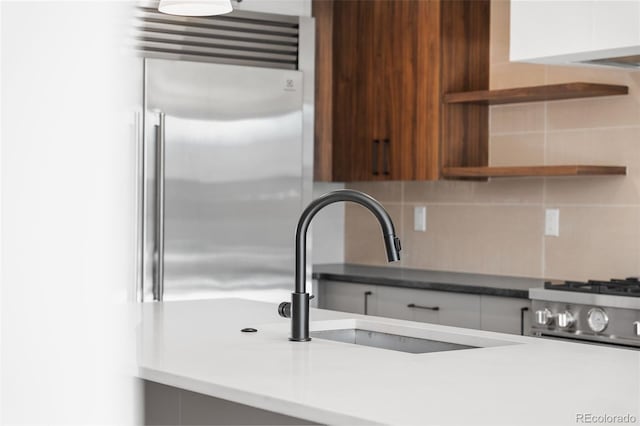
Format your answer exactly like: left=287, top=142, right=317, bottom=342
left=232, top=0, right=312, bottom=16
left=1, top=2, right=140, bottom=423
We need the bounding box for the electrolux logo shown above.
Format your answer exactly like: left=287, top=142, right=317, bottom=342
left=284, top=78, right=296, bottom=92
left=576, top=413, right=637, bottom=424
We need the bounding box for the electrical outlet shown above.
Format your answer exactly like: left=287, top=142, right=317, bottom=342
left=414, top=206, right=427, bottom=232
left=545, top=208, right=560, bottom=237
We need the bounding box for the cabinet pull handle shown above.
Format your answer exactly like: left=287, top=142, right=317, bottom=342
left=372, top=140, right=379, bottom=175
left=520, top=306, right=529, bottom=336
left=364, top=291, right=373, bottom=315
left=407, top=303, right=439, bottom=311
left=382, top=139, right=390, bottom=176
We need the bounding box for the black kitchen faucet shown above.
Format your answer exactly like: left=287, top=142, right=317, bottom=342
left=278, top=189, right=401, bottom=341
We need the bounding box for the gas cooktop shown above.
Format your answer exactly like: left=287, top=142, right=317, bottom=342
left=533, top=277, right=640, bottom=348
left=544, top=277, right=640, bottom=297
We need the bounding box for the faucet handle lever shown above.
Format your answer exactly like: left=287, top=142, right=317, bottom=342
left=278, top=295, right=314, bottom=319
left=278, top=301, right=291, bottom=318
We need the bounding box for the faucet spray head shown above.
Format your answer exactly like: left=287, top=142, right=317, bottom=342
left=384, top=234, right=402, bottom=262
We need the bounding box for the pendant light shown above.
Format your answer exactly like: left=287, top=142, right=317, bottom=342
left=158, top=0, right=233, bottom=16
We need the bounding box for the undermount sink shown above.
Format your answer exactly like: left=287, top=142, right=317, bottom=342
left=310, top=328, right=477, bottom=354
left=308, top=319, right=520, bottom=354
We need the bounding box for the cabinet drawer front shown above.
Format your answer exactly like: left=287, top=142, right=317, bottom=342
left=376, top=287, right=481, bottom=329
left=316, top=280, right=377, bottom=315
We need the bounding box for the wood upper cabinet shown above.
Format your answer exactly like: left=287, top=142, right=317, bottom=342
left=314, top=0, right=490, bottom=182
left=330, top=0, right=374, bottom=182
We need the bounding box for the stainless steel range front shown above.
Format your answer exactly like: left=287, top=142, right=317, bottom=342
left=529, top=279, right=640, bottom=349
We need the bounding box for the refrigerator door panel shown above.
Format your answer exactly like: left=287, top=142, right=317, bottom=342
left=144, top=58, right=303, bottom=302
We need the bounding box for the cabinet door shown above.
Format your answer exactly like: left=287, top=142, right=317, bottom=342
left=368, top=0, right=390, bottom=182
left=316, top=280, right=378, bottom=315
left=314, top=0, right=487, bottom=182
left=339, top=0, right=421, bottom=182
left=480, top=296, right=531, bottom=335
left=332, top=0, right=378, bottom=181
left=377, top=0, right=419, bottom=181
left=376, top=286, right=481, bottom=329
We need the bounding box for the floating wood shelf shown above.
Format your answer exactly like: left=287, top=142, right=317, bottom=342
left=442, top=82, right=629, bottom=179
left=443, top=82, right=629, bottom=105
left=442, top=165, right=627, bottom=179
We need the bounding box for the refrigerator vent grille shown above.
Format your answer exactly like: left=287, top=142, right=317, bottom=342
left=134, top=6, right=299, bottom=69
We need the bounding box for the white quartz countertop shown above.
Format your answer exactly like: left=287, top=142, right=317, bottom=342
left=138, top=298, right=640, bottom=425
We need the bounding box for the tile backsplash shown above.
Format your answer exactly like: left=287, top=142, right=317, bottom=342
left=342, top=0, right=640, bottom=281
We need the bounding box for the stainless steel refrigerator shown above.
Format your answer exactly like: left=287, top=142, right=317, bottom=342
left=139, top=57, right=307, bottom=302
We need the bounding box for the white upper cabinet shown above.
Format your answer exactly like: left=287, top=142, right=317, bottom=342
left=232, top=0, right=311, bottom=16
left=510, top=0, right=640, bottom=67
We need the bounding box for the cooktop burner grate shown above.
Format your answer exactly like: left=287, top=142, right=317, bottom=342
left=544, top=277, right=640, bottom=297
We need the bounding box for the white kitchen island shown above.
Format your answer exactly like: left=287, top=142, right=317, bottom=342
left=138, top=299, right=640, bottom=425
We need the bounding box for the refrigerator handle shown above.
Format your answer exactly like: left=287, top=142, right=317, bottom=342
left=135, top=110, right=145, bottom=302
left=154, top=112, right=166, bottom=302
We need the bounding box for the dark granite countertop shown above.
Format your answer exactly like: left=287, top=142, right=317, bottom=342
left=312, top=263, right=545, bottom=299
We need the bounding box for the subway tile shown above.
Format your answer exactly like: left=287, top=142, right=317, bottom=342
left=546, top=95, right=640, bottom=130
left=400, top=204, right=544, bottom=277
left=490, top=62, right=547, bottom=90
left=403, top=179, right=543, bottom=205
left=490, top=132, right=545, bottom=166
left=403, top=180, right=476, bottom=204
left=490, top=103, right=546, bottom=134
left=345, top=181, right=403, bottom=203
left=344, top=203, right=403, bottom=266
left=471, top=179, right=544, bottom=204
left=489, top=0, right=510, bottom=66
left=545, top=127, right=640, bottom=166
left=544, top=206, right=640, bottom=281
left=630, top=71, right=640, bottom=92
left=544, top=127, right=640, bottom=205
left=544, top=176, right=636, bottom=206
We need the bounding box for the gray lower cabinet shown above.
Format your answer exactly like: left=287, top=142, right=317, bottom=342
left=315, top=280, right=378, bottom=315
left=316, top=279, right=531, bottom=335
left=143, top=380, right=318, bottom=425
left=375, top=286, right=481, bottom=329
left=480, top=295, right=531, bottom=335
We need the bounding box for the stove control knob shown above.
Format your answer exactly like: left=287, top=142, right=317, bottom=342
left=633, top=321, right=640, bottom=336
left=535, top=308, right=553, bottom=326
left=558, top=311, right=576, bottom=329
left=587, top=308, right=608, bottom=333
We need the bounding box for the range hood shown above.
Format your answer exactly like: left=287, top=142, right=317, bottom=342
left=581, top=55, right=640, bottom=70
left=510, top=1, right=640, bottom=70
